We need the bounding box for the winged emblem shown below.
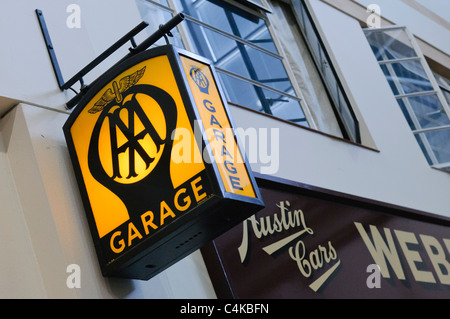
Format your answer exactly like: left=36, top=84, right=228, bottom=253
left=88, top=66, right=146, bottom=114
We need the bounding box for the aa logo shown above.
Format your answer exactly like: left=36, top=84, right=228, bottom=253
left=87, top=67, right=179, bottom=215
left=189, top=66, right=209, bottom=94
left=66, top=54, right=209, bottom=243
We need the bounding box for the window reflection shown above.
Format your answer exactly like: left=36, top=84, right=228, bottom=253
left=175, top=0, right=308, bottom=126
left=365, top=26, right=450, bottom=171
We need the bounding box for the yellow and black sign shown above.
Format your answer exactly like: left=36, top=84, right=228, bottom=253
left=63, top=45, right=263, bottom=280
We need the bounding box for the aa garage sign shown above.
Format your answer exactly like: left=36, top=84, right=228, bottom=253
left=63, top=45, right=263, bottom=280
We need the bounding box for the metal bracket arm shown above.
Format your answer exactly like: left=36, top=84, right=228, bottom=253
left=60, top=21, right=149, bottom=91
left=36, top=9, right=65, bottom=90
left=36, top=9, right=149, bottom=93
left=36, top=9, right=185, bottom=110
left=65, top=13, right=185, bottom=110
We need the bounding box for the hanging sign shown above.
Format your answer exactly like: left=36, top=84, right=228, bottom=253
left=63, top=45, right=264, bottom=280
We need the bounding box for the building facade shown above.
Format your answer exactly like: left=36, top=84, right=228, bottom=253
left=0, top=0, right=448, bottom=298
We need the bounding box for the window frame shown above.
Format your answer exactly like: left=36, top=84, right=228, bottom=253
left=167, top=0, right=316, bottom=128
left=290, top=0, right=362, bottom=144
left=364, top=25, right=450, bottom=172
left=137, top=0, right=366, bottom=144
left=235, top=0, right=272, bottom=13
left=433, top=71, right=450, bottom=106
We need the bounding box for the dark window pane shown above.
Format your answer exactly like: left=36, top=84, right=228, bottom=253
left=397, top=94, right=450, bottom=130
left=415, top=128, right=450, bottom=165
left=218, top=72, right=308, bottom=126
left=174, top=0, right=309, bottom=127
left=380, top=60, right=433, bottom=95
left=245, top=45, right=292, bottom=93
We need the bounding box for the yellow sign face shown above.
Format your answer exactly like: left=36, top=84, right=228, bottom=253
left=69, top=55, right=209, bottom=257
left=180, top=55, right=256, bottom=198
left=64, top=47, right=263, bottom=279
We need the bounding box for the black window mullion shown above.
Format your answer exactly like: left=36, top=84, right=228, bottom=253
left=225, top=9, right=273, bottom=115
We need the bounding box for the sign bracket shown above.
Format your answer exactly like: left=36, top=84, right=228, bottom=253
left=35, top=9, right=184, bottom=109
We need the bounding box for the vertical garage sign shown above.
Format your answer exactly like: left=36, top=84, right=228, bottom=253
left=180, top=55, right=256, bottom=198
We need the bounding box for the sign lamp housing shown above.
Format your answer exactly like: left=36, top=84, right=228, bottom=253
left=63, top=45, right=264, bottom=280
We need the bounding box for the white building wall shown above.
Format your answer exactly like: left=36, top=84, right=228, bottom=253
left=0, top=0, right=448, bottom=298
left=0, top=128, right=47, bottom=298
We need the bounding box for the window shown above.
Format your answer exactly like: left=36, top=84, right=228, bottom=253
left=136, top=0, right=310, bottom=127
left=290, top=0, right=361, bottom=143
left=364, top=26, right=450, bottom=172
left=434, top=72, right=450, bottom=106
left=173, top=0, right=309, bottom=127
left=135, top=0, right=358, bottom=141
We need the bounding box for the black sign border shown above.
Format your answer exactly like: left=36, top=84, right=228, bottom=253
left=63, top=45, right=264, bottom=280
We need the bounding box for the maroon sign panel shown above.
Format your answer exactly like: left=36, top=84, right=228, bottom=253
left=202, top=175, right=450, bottom=299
